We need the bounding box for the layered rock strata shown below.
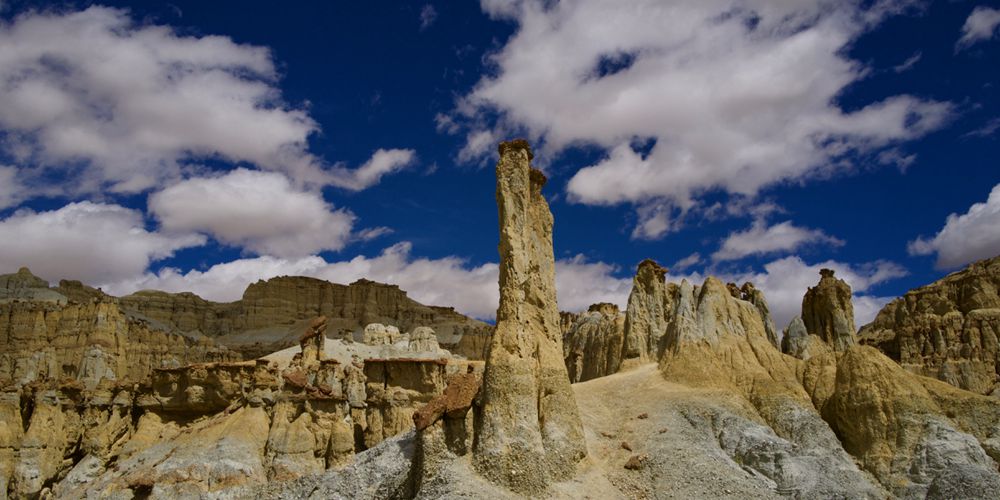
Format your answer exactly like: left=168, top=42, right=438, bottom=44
left=121, top=276, right=492, bottom=359
left=0, top=269, right=236, bottom=390
left=0, top=321, right=478, bottom=498
left=472, top=139, right=587, bottom=493
left=859, top=255, right=1000, bottom=395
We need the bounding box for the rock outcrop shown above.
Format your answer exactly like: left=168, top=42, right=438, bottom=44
left=0, top=329, right=477, bottom=498
left=650, top=272, right=1000, bottom=497
left=621, top=260, right=671, bottom=367
left=859, top=255, right=1000, bottom=395
left=472, top=140, right=587, bottom=494
left=801, top=269, right=857, bottom=352
left=120, top=277, right=492, bottom=360
left=562, top=303, right=625, bottom=383
left=0, top=269, right=236, bottom=390
left=780, top=316, right=832, bottom=360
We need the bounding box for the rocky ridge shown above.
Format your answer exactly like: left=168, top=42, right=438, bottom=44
left=121, top=276, right=492, bottom=360
left=859, top=255, right=1000, bottom=395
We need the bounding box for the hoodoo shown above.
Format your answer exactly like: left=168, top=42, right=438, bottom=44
left=473, top=139, right=587, bottom=493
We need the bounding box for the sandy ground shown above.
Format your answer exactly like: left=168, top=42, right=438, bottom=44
left=557, top=363, right=782, bottom=499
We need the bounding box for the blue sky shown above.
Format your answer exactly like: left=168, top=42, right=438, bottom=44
left=0, top=0, right=998, bottom=329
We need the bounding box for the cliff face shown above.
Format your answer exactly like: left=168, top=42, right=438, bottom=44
left=0, top=269, right=236, bottom=390
left=859, top=255, right=1000, bottom=395
left=121, top=276, right=492, bottom=359
left=0, top=321, right=479, bottom=498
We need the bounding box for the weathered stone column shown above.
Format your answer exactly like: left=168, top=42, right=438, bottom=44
left=473, top=139, right=586, bottom=494
left=802, top=269, right=857, bottom=352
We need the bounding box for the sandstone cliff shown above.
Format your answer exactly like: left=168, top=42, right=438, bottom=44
left=859, top=255, right=1000, bottom=395
left=0, top=269, right=236, bottom=390
left=1, top=319, right=477, bottom=498
left=121, top=276, right=492, bottom=359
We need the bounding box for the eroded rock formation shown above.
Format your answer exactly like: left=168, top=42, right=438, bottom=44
left=0, top=269, right=236, bottom=390
left=859, top=255, right=1000, bottom=395
left=472, top=139, right=587, bottom=493
left=801, top=269, right=857, bottom=352
left=621, top=259, right=671, bottom=367
left=0, top=328, right=477, bottom=498
left=563, top=303, right=625, bottom=383
left=121, top=276, right=492, bottom=360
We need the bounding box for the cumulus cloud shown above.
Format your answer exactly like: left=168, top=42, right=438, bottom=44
left=0, top=166, right=23, bottom=209
left=673, top=256, right=907, bottom=330
left=102, top=243, right=636, bottom=320
left=148, top=169, right=360, bottom=258
left=103, top=242, right=500, bottom=318
left=0, top=7, right=412, bottom=200
left=908, top=183, right=1000, bottom=269
left=327, top=149, right=417, bottom=191
left=447, top=0, right=949, bottom=236
left=0, top=6, right=327, bottom=195
left=0, top=202, right=204, bottom=284
left=957, top=6, right=1000, bottom=49
left=672, top=253, right=702, bottom=272
left=554, top=255, right=633, bottom=312
left=712, top=220, right=844, bottom=262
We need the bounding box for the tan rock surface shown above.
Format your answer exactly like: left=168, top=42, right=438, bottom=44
left=859, top=255, right=1000, bottom=394
left=120, top=276, right=492, bottom=360
left=621, top=259, right=672, bottom=366
left=801, top=268, right=857, bottom=351
left=562, top=303, right=625, bottom=383
left=473, top=139, right=587, bottom=494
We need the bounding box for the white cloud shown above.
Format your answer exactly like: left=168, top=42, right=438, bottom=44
left=448, top=0, right=949, bottom=237
left=712, top=220, right=844, bottom=261
left=667, top=256, right=906, bottom=331
left=908, top=183, right=1000, bottom=269
left=957, top=6, right=1000, bottom=49
left=672, top=253, right=702, bottom=272
left=0, top=6, right=326, bottom=195
left=326, top=149, right=417, bottom=191
left=0, top=166, right=23, bottom=209
left=892, top=51, right=921, bottom=73
left=148, top=169, right=358, bottom=258
left=0, top=202, right=203, bottom=284
left=104, top=242, right=501, bottom=318
left=0, top=7, right=412, bottom=200
left=102, top=243, right=636, bottom=320
left=554, top=255, right=632, bottom=312
left=420, top=4, right=438, bottom=31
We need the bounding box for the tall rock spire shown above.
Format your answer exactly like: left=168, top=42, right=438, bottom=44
left=473, top=139, right=587, bottom=493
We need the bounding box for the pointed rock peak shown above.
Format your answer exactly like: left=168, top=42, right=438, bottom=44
left=801, top=269, right=856, bottom=352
